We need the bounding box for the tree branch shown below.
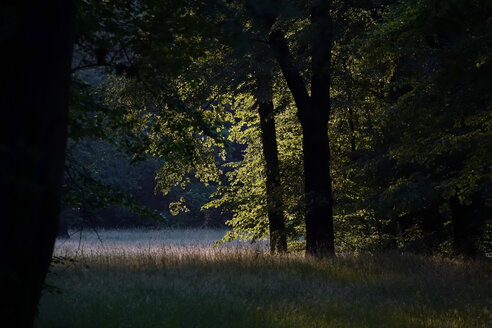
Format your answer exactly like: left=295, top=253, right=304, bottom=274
left=268, top=29, right=311, bottom=113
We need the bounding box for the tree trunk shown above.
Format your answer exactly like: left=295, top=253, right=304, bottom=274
left=449, top=196, right=485, bottom=257
left=300, top=114, right=335, bottom=257
left=348, top=106, right=356, bottom=152
left=305, top=1, right=334, bottom=257
left=0, top=1, right=75, bottom=326
left=268, top=1, right=335, bottom=257
left=256, top=74, right=287, bottom=254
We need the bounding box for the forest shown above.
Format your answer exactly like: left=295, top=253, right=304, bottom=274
left=1, top=0, right=491, bottom=327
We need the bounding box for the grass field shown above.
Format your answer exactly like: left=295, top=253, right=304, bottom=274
left=36, top=229, right=491, bottom=328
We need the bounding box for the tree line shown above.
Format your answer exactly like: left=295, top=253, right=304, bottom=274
left=70, top=0, right=488, bottom=258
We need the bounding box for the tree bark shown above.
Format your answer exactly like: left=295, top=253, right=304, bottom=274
left=256, top=74, right=287, bottom=254
left=0, top=1, right=75, bottom=326
left=306, top=1, right=335, bottom=257
left=300, top=114, right=334, bottom=257
left=268, top=1, right=335, bottom=257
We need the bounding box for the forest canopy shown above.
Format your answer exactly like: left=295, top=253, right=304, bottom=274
left=62, top=0, right=492, bottom=257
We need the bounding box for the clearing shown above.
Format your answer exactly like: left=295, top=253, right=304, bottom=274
left=36, top=229, right=491, bottom=328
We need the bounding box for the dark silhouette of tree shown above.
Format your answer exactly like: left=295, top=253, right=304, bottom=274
left=0, top=1, right=76, bottom=326
left=267, top=1, right=335, bottom=257
left=256, top=70, right=288, bottom=253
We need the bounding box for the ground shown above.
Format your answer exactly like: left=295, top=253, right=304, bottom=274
left=36, top=229, right=492, bottom=328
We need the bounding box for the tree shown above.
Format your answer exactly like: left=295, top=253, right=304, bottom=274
left=68, top=0, right=231, bottom=230
left=206, top=0, right=380, bottom=255
left=0, top=1, right=76, bottom=326
left=256, top=70, right=288, bottom=253
left=92, top=0, right=294, bottom=252
left=264, top=1, right=335, bottom=256
left=343, top=0, right=492, bottom=255
left=217, top=2, right=290, bottom=253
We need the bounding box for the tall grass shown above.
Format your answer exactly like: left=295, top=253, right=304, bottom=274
left=36, top=229, right=491, bottom=328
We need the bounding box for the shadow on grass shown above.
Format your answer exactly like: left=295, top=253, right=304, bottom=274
left=37, top=247, right=491, bottom=328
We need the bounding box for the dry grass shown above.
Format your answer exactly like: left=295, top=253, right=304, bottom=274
left=36, top=229, right=492, bottom=328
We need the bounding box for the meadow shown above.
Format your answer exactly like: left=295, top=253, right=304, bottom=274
left=36, top=229, right=491, bottom=328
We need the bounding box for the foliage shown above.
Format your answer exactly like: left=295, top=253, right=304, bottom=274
left=62, top=138, right=163, bottom=227
left=65, top=0, right=491, bottom=255
left=336, top=0, right=492, bottom=254
left=204, top=93, right=305, bottom=246
left=65, top=0, right=233, bottom=229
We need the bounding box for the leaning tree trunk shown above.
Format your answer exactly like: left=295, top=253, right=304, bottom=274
left=256, top=73, right=287, bottom=254
left=268, top=1, right=335, bottom=257
left=0, top=1, right=75, bottom=327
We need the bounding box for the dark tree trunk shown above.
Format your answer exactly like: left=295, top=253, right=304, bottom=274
left=0, top=1, right=75, bottom=326
left=268, top=1, right=335, bottom=257
left=449, top=196, right=486, bottom=257
left=256, top=74, right=287, bottom=254
left=345, top=68, right=357, bottom=153
left=305, top=1, right=335, bottom=257
left=348, top=107, right=356, bottom=152
left=300, top=115, right=334, bottom=257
